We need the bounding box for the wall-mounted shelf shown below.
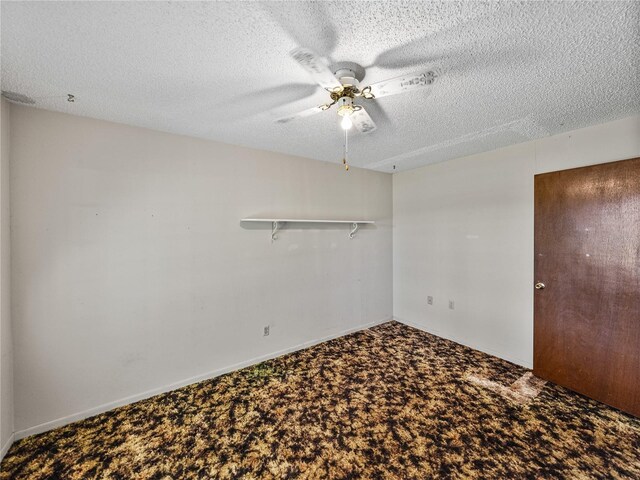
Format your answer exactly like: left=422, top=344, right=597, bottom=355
left=241, top=218, right=375, bottom=240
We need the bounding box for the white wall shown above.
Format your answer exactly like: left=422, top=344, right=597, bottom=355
left=393, top=116, right=640, bottom=368
left=8, top=103, right=638, bottom=441
left=10, top=106, right=392, bottom=437
left=0, top=98, right=14, bottom=459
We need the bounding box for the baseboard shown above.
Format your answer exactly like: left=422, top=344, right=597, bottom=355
left=0, top=432, right=15, bottom=462
left=393, top=316, right=533, bottom=369
left=14, top=317, right=392, bottom=441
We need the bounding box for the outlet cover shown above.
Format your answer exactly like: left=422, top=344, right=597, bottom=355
left=427, top=296, right=433, bottom=305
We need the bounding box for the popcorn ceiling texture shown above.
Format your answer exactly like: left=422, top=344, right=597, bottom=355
left=1, top=1, right=639, bottom=172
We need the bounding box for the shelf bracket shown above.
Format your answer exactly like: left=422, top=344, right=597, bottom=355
left=240, top=218, right=373, bottom=240
left=271, top=221, right=282, bottom=241
left=349, top=222, right=359, bottom=239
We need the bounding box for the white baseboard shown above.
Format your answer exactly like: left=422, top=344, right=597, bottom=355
left=14, top=317, right=392, bottom=441
left=0, top=433, right=15, bottom=462
left=393, top=316, right=533, bottom=369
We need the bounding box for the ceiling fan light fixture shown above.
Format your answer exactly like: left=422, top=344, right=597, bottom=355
left=341, top=115, right=353, bottom=130
left=336, top=96, right=354, bottom=117
left=337, top=105, right=354, bottom=117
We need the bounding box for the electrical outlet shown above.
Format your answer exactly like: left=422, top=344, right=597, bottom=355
left=427, top=296, right=433, bottom=305
left=449, top=300, right=455, bottom=310
left=263, top=326, right=270, bottom=336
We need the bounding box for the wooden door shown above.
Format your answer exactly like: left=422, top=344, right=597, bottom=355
left=534, top=157, right=640, bottom=417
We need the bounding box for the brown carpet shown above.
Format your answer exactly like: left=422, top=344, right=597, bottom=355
left=2, top=321, right=639, bottom=479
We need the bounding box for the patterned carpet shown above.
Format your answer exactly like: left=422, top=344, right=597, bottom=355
left=2, top=321, right=639, bottom=479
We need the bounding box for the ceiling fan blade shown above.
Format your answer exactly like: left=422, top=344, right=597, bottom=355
left=351, top=107, right=377, bottom=134
left=275, top=104, right=328, bottom=124
left=368, top=4, right=502, bottom=70
left=215, top=83, right=319, bottom=120
left=290, top=48, right=342, bottom=91
left=360, top=100, right=393, bottom=131
left=372, top=45, right=439, bottom=71
left=367, top=72, right=436, bottom=99
left=263, top=2, right=338, bottom=60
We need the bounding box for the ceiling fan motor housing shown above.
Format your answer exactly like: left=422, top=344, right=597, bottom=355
left=335, top=68, right=359, bottom=88
left=331, top=61, right=366, bottom=83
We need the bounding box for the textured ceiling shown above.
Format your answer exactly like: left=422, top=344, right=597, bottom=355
left=2, top=1, right=639, bottom=172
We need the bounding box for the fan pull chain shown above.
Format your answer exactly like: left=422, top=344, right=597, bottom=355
left=343, top=128, right=349, bottom=171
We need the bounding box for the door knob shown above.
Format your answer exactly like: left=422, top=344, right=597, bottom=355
left=535, top=282, right=545, bottom=290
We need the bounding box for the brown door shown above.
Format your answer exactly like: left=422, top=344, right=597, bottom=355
left=534, top=157, right=640, bottom=417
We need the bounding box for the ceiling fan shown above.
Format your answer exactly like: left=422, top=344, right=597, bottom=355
left=276, top=48, right=436, bottom=169
left=277, top=48, right=437, bottom=133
